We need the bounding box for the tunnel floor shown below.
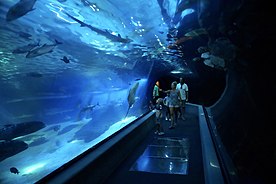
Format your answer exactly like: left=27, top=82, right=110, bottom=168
left=104, top=107, right=205, bottom=184
left=129, top=137, right=190, bottom=175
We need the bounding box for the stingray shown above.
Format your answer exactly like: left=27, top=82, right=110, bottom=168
left=125, top=82, right=139, bottom=118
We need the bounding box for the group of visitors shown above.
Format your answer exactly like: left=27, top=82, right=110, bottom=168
left=151, top=78, right=189, bottom=135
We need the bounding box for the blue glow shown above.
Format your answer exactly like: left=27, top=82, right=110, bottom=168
left=22, top=163, right=46, bottom=175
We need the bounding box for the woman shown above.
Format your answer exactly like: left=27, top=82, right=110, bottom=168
left=162, top=81, right=181, bottom=129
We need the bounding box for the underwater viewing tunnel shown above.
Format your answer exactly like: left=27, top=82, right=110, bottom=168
left=0, top=0, right=275, bottom=184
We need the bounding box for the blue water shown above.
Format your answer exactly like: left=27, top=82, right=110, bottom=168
left=0, top=0, right=194, bottom=183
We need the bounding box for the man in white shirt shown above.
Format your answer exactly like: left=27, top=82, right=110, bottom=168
left=176, top=77, right=189, bottom=120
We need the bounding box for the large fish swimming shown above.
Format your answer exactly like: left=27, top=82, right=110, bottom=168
left=12, top=41, right=40, bottom=54
left=77, top=102, right=99, bottom=121
left=6, top=0, right=37, bottom=22
left=125, top=82, right=139, bottom=118
left=64, top=12, right=132, bottom=43
left=26, top=39, right=62, bottom=58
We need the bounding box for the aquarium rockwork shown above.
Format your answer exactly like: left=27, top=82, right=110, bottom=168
left=0, top=0, right=196, bottom=183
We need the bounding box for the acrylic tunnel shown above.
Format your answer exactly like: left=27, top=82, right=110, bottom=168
left=0, top=0, right=274, bottom=184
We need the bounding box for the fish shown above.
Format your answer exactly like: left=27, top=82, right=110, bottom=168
left=175, top=36, right=193, bottom=44
left=81, top=0, right=95, bottom=7
left=197, top=46, right=209, bottom=53
left=192, top=57, right=202, bottom=62
left=6, top=0, right=37, bottom=22
left=167, top=33, right=175, bottom=39
left=26, top=39, right=62, bottom=58
left=0, top=140, right=28, bottom=162
left=18, top=31, right=32, bottom=39
left=79, top=102, right=99, bottom=113
left=10, top=167, right=20, bottom=174
left=125, top=82, right=139, bottom=118
left=167, top=28, right=207, bottom=49
left=12, top=41, right=40, bottom=54
left=176, top=0, right=197, bottom=14
left=0, top=121, right=46, bottom=141
left=61, top=56, right=70, bottom=63
left=64, top=12, right=132, bottom=43
left=77, top=102, right=100, bottom=120
left=132, top=44, right=148, bottom=49
left=167, top=36, right=192, bottom=49
left=168, top=28, right=208, bottom=50
left=201, top=52, right=210, bottom=59
left=26, top=72, right=43, bottom=78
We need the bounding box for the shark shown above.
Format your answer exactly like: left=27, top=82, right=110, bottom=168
left=77, top=102, right=100, bottom=120
left=125, top=82, right=139, bottom=118
left=6, top=0, right=37, bottom=22
left=79, top=102, right=100, bottom=113
left=26, top=39, right=62, bottom=58
left=64, top=12, right=132, bottom=43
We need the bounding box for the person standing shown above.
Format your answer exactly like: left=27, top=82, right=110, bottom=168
left=176, top=77, right=189, bottom=120
left=149, top=100, right=155, bottom=111
left=152, top=81, right=162, bottom=107
left=153, top=81, right=161, bottom=103
left=154, top=98, right=165, bottom=135
left=163, top=81, right=181, bottom=129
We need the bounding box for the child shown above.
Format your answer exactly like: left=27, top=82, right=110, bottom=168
left=163, top=93, right=171, bottom=121
left=149, top=100, right=155, bottom=111
left=154, top=98, right=164, bottom=135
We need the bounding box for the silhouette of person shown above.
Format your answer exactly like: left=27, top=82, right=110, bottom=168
left=154, top=98, right=165, bottom=135
left=176, top=78, right=189, bottom=120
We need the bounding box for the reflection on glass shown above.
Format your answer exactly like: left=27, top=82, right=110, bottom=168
left=130, top=137, right=190, bottom=175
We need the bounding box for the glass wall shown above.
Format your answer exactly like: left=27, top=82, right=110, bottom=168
left=0, top=69, right=149, bottom=183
